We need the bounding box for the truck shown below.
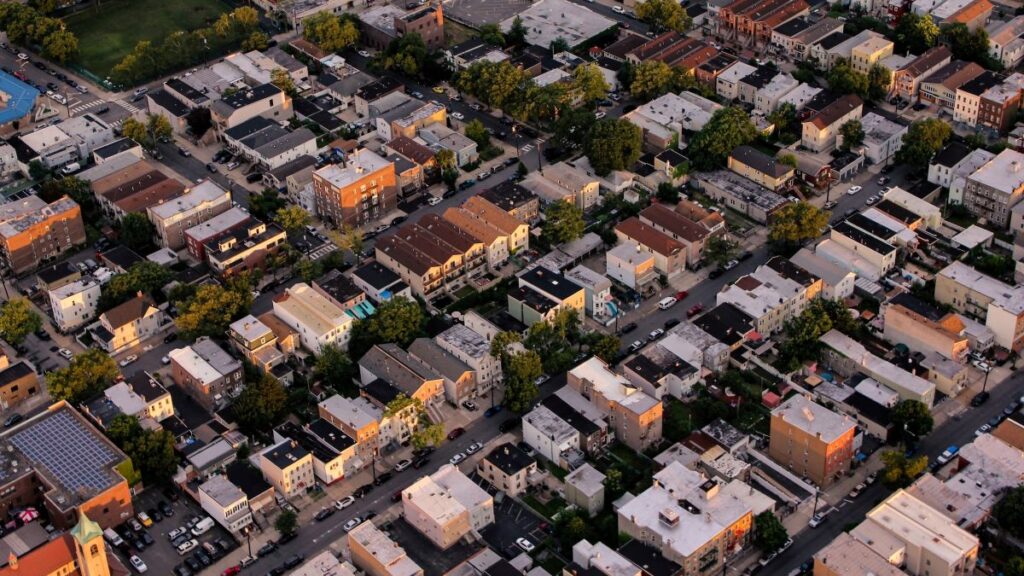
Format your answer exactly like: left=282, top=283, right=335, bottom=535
left=61, top=162, right=81, bottom=175
left=936, top=445, right=959, bottom=465
left=103, top=528, right=124, bottom=547
left=190, top=517, right=214, bottom=536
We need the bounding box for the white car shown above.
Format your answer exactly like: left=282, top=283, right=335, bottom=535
left=335, top=495, right=356, bottom=510
left=808, top=513, right=826, bottom=528
left=594, top=111, right=606, bottom=119
left=119, top=355, right=138, bottom=367
left=161, top=356, right=170, bottom=365
left=343, top=518, right=362, bottom=532
left=58, top=348, right=73, bottom=360
left=657, top=296, right=677, bottom=310
left=130, top=555, right=148, bottom=573
left=451, top=112, right=465, bottom=120
left=358, top=50, right=371, bottom=58
left=133, top=87, right=148, bottom=96
left=612, top=5, right=625, bottom=12
left=516, top=537, right=536, bottom=552
left=168, top=527, right=188, bottom=541
left=865, top=195, right=878, bottom=205
left=449, top=452, right=466, bottom=465
left=975, top=424, right=992, bottom=437
left=176, top=539, right=198, bottom=555
left=50, top=93, right=67, bottom=105
left=428, top=196, right=442, bottom=206
left=847, top=185, right=862, bottom=195
left=466, top=442, right=483, bottom=455
left=226, top=161, right=240, bottom=170
left=648, top=329, right=665, bottom=341
left=629, top=340, right=644, bottom=353
left=394, top=459, right=413, bottom=472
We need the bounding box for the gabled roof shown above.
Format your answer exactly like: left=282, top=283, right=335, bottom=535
left=806, top=93, right=862, bottom=130
left=102, top=294, right=157, bottom=329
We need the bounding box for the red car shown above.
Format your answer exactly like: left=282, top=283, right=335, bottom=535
left=687, top=304, right=704, bottom=318
left=222, top=567, right=241, bottom=576
left=676, top=290, right=688, bottom=301
left=447, top=427, right=465, bottom=440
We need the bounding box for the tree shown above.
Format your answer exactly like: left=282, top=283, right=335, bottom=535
left=636, top=0, right=692, bottom=33
left=604, top=468, right=624, bottom=498
left=573, top=63, right=610, bottom=103
left=303, top=12, right=359, bottom=52
left=479, top=23, right=505, bottom=46
left=41, top=176, right=94, bottom=214
left=585, top=118, right=642, bottom=176
left=490, top=331, right=522, bottom=366
left=768, top=201, right=829, bottom=248
left=507, top=16, right=528, bottom=47
left=316, top=343, right=356, bottom=395
left=464, top=119, right=491, bottom=148
left=504, top=351, right=542, bottom=412
left=99, top=262, right=172, bottom=310
left=754, top=511, right=789, bottom=552
left=894, top=13, right=939, bottom=54
left=379, top=33, right=430, bottom=77
left=233, top=373, right=288, bottom=436
left=326, top=224, right=364, bottom=261
left=1007, top=557, right=1024, bottom=576
left=412, top=422, right=445, bottom=450
left=656, top=182, right=680, bottom=203
left=186, top=108, right=212, bottom=138
left=550, top=37, right=570, bottom=54
left=704, top=235, right=739, bottom=267
left=242, top=30, right=270, bottom=51
left=175, top=284, right=250, bottom=339
left=28, top=160, right=49, bottom=182
left=552, top=108, right=597, bottom=151
left=349, top=297, right=425, bottom=359
left=867, top=64, right=891, bottom=102
left=275, top=510, right=298, bottom=536
left=542, top=201, right=585, bottom=245
left=121, top=117, right=149, bottom=146
left=839, top=120, right=864, bottom=150
left=586, top=333, right=620, bottom=364
left=270, top=68, right=297, bottom=96
left=107, top=415, right=177, bottom=485
left=42, top=28, right=78, bottom=63
left=47, top=349, right=120, bottom=404
left=994, top=486, right=1024, bottom=540
left=767, top=102, right=797, bottom=134
left=778, top=154, right=797, bottom=168
left=896, top=118, right=952, bottom=169
left=457, top=60, right=529, bottom=111
left=891, top=400, right=934, bottom=443
left=630, top=60, right=677, bottom=102
left=826, top=59, right=869, bottom=98
left=274, top=205, right=312, bottom=235
left=689, top=107, right=758, bottom=170
left=942, top=23, right=996, bottom=68
left=0, top=298, right=41, bottom=344
left=249, top=188, right=288, bottom=221
left=880, top=450, right=929, bottom=488
left=119, top=213, right=155, bottom=252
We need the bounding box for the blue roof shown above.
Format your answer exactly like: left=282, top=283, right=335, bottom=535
left=0, top=71, right=38, bottom=125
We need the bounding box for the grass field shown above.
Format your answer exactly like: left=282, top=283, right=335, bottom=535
left=65, top=0, right=233, bottom=77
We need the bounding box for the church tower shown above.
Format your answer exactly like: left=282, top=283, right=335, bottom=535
left=71, top=511, right=110, bottom=576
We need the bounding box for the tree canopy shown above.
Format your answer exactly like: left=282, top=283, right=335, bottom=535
left=275, top=510, right=298, bottom=536
left=881, top=450, right=929, bottom=488
left=542, top=201, right=585, bottom=246
left=768, top=201, right=829, bottom=247
left=119, top=213, right=156, bottom=252
left=995, top=486, right=1024, bottom=540
left=107, top=415, right=178, bottom=486
left=826, top=59, right=869, bottom=98
left=635, top=0, right=692, bottom=33
left=274, top=205, right=312, bottom=234
left=572, top=63, right=611, bottom=103
left=584, top=118, right=642, bottom=176
left=839, top=120, right=865, bottom=150
left=175, top=283, right=252, bottom=339
left=0, top=3, right=78, bottom=63
left=891, top=400, right=934, bottom=442
left=233, top=373, right=289, bottom=436
left=942, top=23, right=999, bottom=69
left=504, top=351, right=542, bottom=413
left=896, top=119, right=952, bottom=169
left=0, top=298, right=41, bottom=345
left=689, top=107, right=758, bottom=170
left=895, top=13, right=939, bottom=55
left=47, top=349, right=120, bottom=405
left=303, top=12, right=360, bottom=52
left=704, top=235, right=739, bottom=268
left=317, top=343, right=356, bottom=396
left=349, top=297, right=425, bottom=359
left=99, top=261, right=172, bottom=311
left=754, top=511, right=789, bottom=552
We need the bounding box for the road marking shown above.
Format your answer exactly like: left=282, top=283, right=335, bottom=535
left=69, top=99, right=105, bottom=115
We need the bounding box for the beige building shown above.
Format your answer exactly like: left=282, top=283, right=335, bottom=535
left=814, top=532, right=909, bottom=576
left=445, top=195, right=530, bottom=259
left=272, top=282, right=354, bottom=354
left=319, top=394, right=381, bottom=469
left=850, top=36, right=894, bottom=74
left=882, top=293, right=969, bottom=362
left=564, top=463, right=606, bottom=516
left=961, top=148, right=1024, bottom=227
left=934, top=261, right=1024, bottom=352
left=259, top=439, right=315, bottom=498
left=728, top=146, right=795, bottom=191
left=146, top=180, right=232, bottom=249
left=401, top=464, right=494, bottom=549
left=89, top=294, right=165, bottom=355
left=477, top=442, right=537, bottom=497
left=168, top=337, right=245, bottom=411
left=348, top=521, right=424, bottom=576
left=851, top=490, right=979, bottom=576
left=521, top=162, right=600, bottom=211
left=820, top=330, right=937, bottom=407
left=567, top=358, right=663, bottom=452
left=507, top=266, right=586, bottom=326
left=769, top=395, right=856, bottom=487
left=801, top=94, right=864, bottom=152
left=716, top=257, right=821, bottom=335
left=198, top=475, right=254, bottom=533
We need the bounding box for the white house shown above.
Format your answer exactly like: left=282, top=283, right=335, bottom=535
left=49, top=276, right=101, bottom=333
left=272, top=282, right=354, bottom=354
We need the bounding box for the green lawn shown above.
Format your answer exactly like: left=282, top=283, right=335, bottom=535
left=66, top=0, right=233, bottom=76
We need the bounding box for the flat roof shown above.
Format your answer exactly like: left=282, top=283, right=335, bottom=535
left=0, top=71, right=39, bottom=125
left=500, top=0, right=617, bottom=48
left=967, top=148, right=1024, bottom=194
left=772, top=394, right=855, bottom=443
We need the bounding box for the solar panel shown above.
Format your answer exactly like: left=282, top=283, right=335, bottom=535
left=10, top=409, right=119, bottom=494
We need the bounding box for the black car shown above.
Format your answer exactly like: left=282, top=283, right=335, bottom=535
left=620, top=322, right=638, bottom=334
left=738, top=251, right=753, bottom=261
left=391, top=216, right=407, bottom=225
left=970, top=391, right=990, bottom=407
left=140, top=531, right=154, bottom=546
left=278, top=531, right=299, bottom=545
left=365, top=511, right=377, bottom=521
left=164, top=487, right=180, bottom=502
left=206, top=162, right=217, bottom=173
left=499, top=417, right=520, bottom=433
left=147, top=508, right=162, bottom=522
left=194, top=550, right=212, bottom=566
left=216, top=538, right=232, bottom=552
left=3, top=413, right=24, bottom=428
left=132, top=537, right=146, bottom=551
left=267, top=568, right=286, bottom=576
left=504, top=157, right=518, bottom=167
left=159, top=501, right=174, bottom=517
left=246, top=172, right=263, bottom=183
left=708, top=268, right=724, bottom=279
left=314, top=507, right=335, bottom=522
left=257, top=542, right=278, bottom=557
left=284, top=555, right=305, bottom=569
left=664, top=318, right=681, bottom=329
left=374, top=471, right=393, bottom=486
left=412, top=456, right=431, bottom=469
left=353, top=484, right=374, bottom=497
left=174, top=565, right=193, bottom=576
left=184, top=557, right=201, bottom=572
left=96, top=105, right=110, bottom=114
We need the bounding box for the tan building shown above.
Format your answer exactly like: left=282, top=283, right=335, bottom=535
left=89, top=294, right=165, bottom=355
left=0, top=195, right=86, bottom=275
left=993, top=410, right=1024, bottom=450
left=883, top=293, right=968, bottom=362
left=934, top=261, right=1024, bottom=352
left=348, top=521, right=424, bottom=576
left=0, top=360, right=40, bottom=411
left=638, top=201, right=726, bottom=268
left=615, top=218, right=687, bottom=278
left=507, top=266, right=586, bottom=326
left=567, top=358, right=663, bottom=452
left=401, top=464, right=494, bottom=549
left=319, top=394, right=381, bottom=469
left=0, top=512, right=116, bottom=576
left=851, top=490, right=979, bottom=576
left=477, top=442, right=537, bottom=497
left=728, top=146, right=795, bottom=191
left=259, top=439, right=315, bottom=498
left=375, top=219, right=487, bottom=300
left=146, top=180, right=232, bottom=250
left=564, top=463, right=606, bottom=516
left=521, top=162, right=600, bottom=211
left=814, top=532, right=909, bottom=576
left=850, top=36, right=894, bottom=74
left=169, top=337, right=245, bottom=411
left=769, top=395, right=856, bottom=487
left=457, top=195, right=530, bottom=253
left=272, top=282, right=354, bottom=354
left=801, top=94, right=863, bottom=153
left=228, top=314, right=287, bottom=372
left=312, top=149, right=398, bottom=228
left=479, top=182, right=540, bottom=224
left=204, top=218, right=287, bottom=278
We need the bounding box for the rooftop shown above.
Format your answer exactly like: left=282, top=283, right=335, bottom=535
left=199, top=474, right=247, bottom=508
left=314, top=149, right=394, bottom=190
left=772, top=394, right=855, bottom=443
left=968, top=148, right=1024, bottom=194
left=483, top=442, right=535, bottom=476
left=262, top=439, right=310, bottom=470
left=731, top=145, right=793, bottom=179
left=565, top=463, right=605, bottom=496
left=348, top=521, right=423, bottom=576
left=500, top=0, right=617, bottom=48
left=569, top=357, right=660, bottom=415
left=938, top=261, right=1024, bottom=314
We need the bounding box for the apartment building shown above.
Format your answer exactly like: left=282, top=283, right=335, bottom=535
left=106, top=372, right=174, bottom=423
left=319, top=394, right=381, bottom=470
left=0, top=195, right=86, bottom=275
left=375, top=218, right=487, bottom=299
left=184, top=206, right=252, bottom=261
left=435, top=323, right=502, bottom=391
left=624, top=91, right=723, bottom=149
left=614, top=218, right=687, bottom=278
left=350, top=261, right=413, bottom=304
left=695, top=170, right=789, bottom=224
left=934, top=261, right=1024, bottom=352
left=961, top=148, right=1024, bottom=227
left=564, top=464, right=606, bottom=516
left=825, top=220, right=898, bottom=280
left=521, top=162, right=600, bottom=211
left=617, top=462, right=773, bottom=574
left=204, top=218, right=288, bottom=278
left=211, top=83, right=291, bottom=132
left=860, top=112, right=908, bottom=164
left=605, top=241, right=658, bottom=291
left=402, top=464, right=494, bottom=549
left=49, top=275, right=101, bottom=333
left=222, top=116, right=317, bottom=170
left=716, top=257, right=819, bottom=335
left=169, top=337, right=245, bottom=410
left=920, top=60, right=985, bottom=111
left=418, top=124, right=478, bottom=167
left=198, top=475, right=254, bottom=533
left=716, top=61, right=758, bottom=101
left=147, top=180, right=232, bottom=249
left=891, top=46, right=953, bottom=101
left=769, top=395, right=856, bottom=486
left=719, top=0, right=810, bottom=46
left=728, top=145, right=794, bottom=191
left=953, top=70, right=1002, bottom=126
left=313, top=149, right=398, bottom=228
left=259, top=439, right=315, bottom=498
left=789, top=248, right=856, bottom=299
left=477, top=442, right=537, bottom=497
left=480, top=181, right=541, bottom=224
left=851, top=490, right=979, bottom=576
left=987, top=16, right=1024, bottom=69
left=446, top=195, right=529, bottom=259
left=359, top=344, right=445, bottom=408
left=771, top=16, right=844, bottom=59
left=641, top=201, right=724, bottom=268
left=802, top=94, right=863, bottom=152
left=814, top=532, right=909, bottom=576
left=229, top=314, right=288, bottom=372
left=272, top=282, right=354, bottom=354
left=567, top=358, right=663, bottom=452
left=565, top=265, right=613, bottom=320
left=408, top=338, right=477, bottom=405
left=850, top=36, right=894, bottom=74
left=348, top=521, right=424, bottom=576
left=507, top=266, right=586, bottom=326
left=0, top=360, right=39, bottom=411
left=17, top=114, right=115, bottom=169
left=883, top=293, right=969, bottom=363
left=89, top=294, right=165, bottom=355
left=820, top=330, right=937, bottom=406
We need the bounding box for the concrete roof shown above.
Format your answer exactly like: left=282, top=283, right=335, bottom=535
left=771, top=394, right=855, bottom=444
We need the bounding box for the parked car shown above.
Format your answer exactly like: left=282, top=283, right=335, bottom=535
left=257, top=542, right=277, bottom=557
left=629, top=340, right=644, bottom=353
left=516, top=537, right=536, bottom=552
left=449, top=452, right=466, bottom=465
left=970, top=391, right=990, bottom=407
left=461, top=400, right=477, bottom=411
left=448, top=427, right=466, bottom=440
left=343, top=518, right=362, bottom=532
left=465, top=442, right=483, bottom=455
left=848, top=483, right=865, bottom=499
left=176, top=539, right=198, bottom=555
left=808, top=513, right=827, bottom=528
left=936, top=445, right=959, bottom=465
left=657, top=296, right=677, bottom=310
left=687, top=304, right=704, bottom=318
left=648, top=329, right=664, bottom=342
left=394, top=459, right=413, bottom=472
left=334, top=496, right=355, bottom=510
left=620, top=322, right=638, bottom=334
left=374, top=471, right=393, bottom=486
left=664, top=318, right=680, bottom=329
left=484, top=405, right=503, bottom=418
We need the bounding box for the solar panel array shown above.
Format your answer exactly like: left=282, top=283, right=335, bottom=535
left=9, top=409, right=119, bottom=494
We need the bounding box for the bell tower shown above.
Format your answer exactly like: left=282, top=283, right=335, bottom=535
left=71, top=511, right=110, bottom=576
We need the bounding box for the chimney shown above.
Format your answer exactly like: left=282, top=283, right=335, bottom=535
left=7, top=551, right=16, bottom=570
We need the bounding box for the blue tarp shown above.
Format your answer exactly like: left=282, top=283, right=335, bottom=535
left=0, top=71, right=38, bottom=125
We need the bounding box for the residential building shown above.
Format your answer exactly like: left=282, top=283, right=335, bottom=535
left=319, top=394, right=381, bottom=470
left=147, top=180, right=232, bottom=249
left=480, top=181, right=540, bottom=224
left=920, top=60, right=985, bottom=111
left=606, top=242, right=658, bottom=291
left=617, top=462, right=773, bottom=573
left=978, top=74, right=1024, bottom=133
left=695, top=170, right=789, bottom=224
left=36, top=261, right=80, bottom=293
left=961, top=148, right=1024, bottom=226
left=522, top=403, right=584, bottom=466
left=567, top=358, right=663, bottom=451
left=507, top=266, right=585, bottom=326
left=814, top=532, right=909, bottom=576
left=883, top=292, right=969, bottom=363
left=360, top=344, right=445, bottom=408
left=49, top=276, right=101, bottom=333
left=565, top=265, right=614, bottom=320
left=348, top=520, right=424, bottom=576
left=827, top=220, right=898, bottom=280
left=0, top=195, right=86, bottom=275
left=435, top=322, right=502, bottom=393
left=859, top=112, right=908, bottom=164
left=802, top=94, right=863, bottom=152
left=89, top=294, right=165, bottom=355
left=564, top=463, right=606, bottom=516
left=953, top=70, right=1002, bottom=126
left=622, top=346, right=700, bottom=400
left=17, top=114, right=114, bottom=169
left=716, top=257, right=820, bottom=335
left=892, top=46, right=953, bottom=100
left=204, top=218, right=287, bottom=278
left=0, top=402, right=134, bottom=529
left=446, top=38, right=509, bottom=70
left=401, top=464, right=494, bottom=549
left=718, top=0, right=810, bottom=46
left=993, top=409, right=1024, bottom=450
left=771, top=17, right=844, bottom=59
left=313, top=149, right=398, bottom=228
left=375, top=219, right=483, bottom=299
left=928, top=141, right=973, bottom=187
left=477, top=442, right=537, bottom=497
left=623, top=91, right=723, bottom=149
left=716, top=61, right=758, bottom=101
left=362, top=4, right=444, bottom=50
left=350, top=261, right=412, bottom=304
left=882, top=186, right=944, bottom=228
left=987, top=16, right=1024, bottom=69
left=272, top=282, right=354, bottom=354
left=446, top=195, right=529, bottom=260
left=614, top=218, right=687, bottom=278
left=259, top=439, right=315, bottom=498
left=851, top=490, right=979, bottom=576
left=313, top=268, right=375, bottom=319
left=769, top=395, right=856, bottom=486
left=169, top=337, right=245, bottom=410
left=0, top=361, right=39, bottom=411
left=408, top=338, right=477, bottom=405
left=0, top=510, right=118, bottom=576
left=820, top=330, right=937, bottom=406
left=728, top=145, right=794, bottom=190
left=850, top=35, right=894, bottom=74
left=211, top=83, right=291, bottom=132
left=184, top=206, right=252, bottom=261
left=222, top=117, right=317, bottom=170
left=754, top=72, right=799, bottom=113
left=418, top=124, right=478, bottom=167
left=934, top=261, right=1024, bottom=351
left=790, top=248, right=856, bottom=299
left=521, top=162, right=600, bottom=211
left=198, top=475, right=254, bottom=533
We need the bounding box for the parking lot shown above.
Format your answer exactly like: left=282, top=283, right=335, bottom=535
left=111, top=487, right=238, bottom=576
left=469, top=472, right=549, bottom=559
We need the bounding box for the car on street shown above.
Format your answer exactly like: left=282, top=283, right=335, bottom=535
left=846, top=186, right=861, bottom=195
left=451, top=112, right=465, bottom=120
left=58, top=348, right=73, bottom=359
left=848, top=483, right=865, bottom=499
left=499, top=418, right=519, bottom=433
left=466, top=442, right=483, bottom=455
left=516, top=537, right=536, bottom=552
left=206, top=163, right=217, bottom=173
left=620, top=322, right=638, bottom=334
left=462, top=400, right=477, bottom=411
left=612, top=4, right=624, bottom=12
left=394, top=459, right=413, bottom=472
left=534, top=374, right=549, bottom=385
left=413, top=456, right=431, bottom=469
left=284, top=555, right=304, bottom=569
left=428, top=195, right=442, bottom=206
left=865, top=195, right=878, bottom=205
left=975, top=424, right=992, bottom=436
left=629, top=340, right=644, bottom=353
left=687, top=304, right=704, bottom=318
left=936, top=445, right=959, bottom=465
left=865, top=472, right=878, bottom=485
left=314, top=507, right=335, bottom=522
left=120, top=355, right=138, bottom=367
left=358, top=50, right=371, bottom=57
left=970, top=391, right=990, bottom=407
left=411, top=91, right=424, bottom=99
left=657, top=296, right=677, bottom=310
left=722, top=259, right=739, bottom=271
left=664, top=318, right=680, bottom=329
left=257, top=542, right=277, bottom=557
left=222, top=567, right=241, bottom=576
left=648, top=329, right=664, bottom=341
left=3, top=413, right=23, bottom=428
left=448, top=427, right=465, bottom=440
left=374, top=471, right=393, bottom=486
left=450, top=452, right=466, bottom=465
left=823, top=200, right=837, bottom=210
left=484, top=405, right=503, bottom=417
left=130, top=555, right=147, bottom=573
left=335, top=495, right=356, bottom=510
left=808, top=513, right=827, bottom=528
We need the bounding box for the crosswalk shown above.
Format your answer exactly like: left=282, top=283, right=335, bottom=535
left=68, top=99, right=105, bottom=116
left=118, top=99, right=142, bottom=114
left=520, top=138, right=546, bottom=154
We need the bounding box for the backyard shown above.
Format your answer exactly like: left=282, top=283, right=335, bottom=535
left=65, top=0, right=234, bottom=77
